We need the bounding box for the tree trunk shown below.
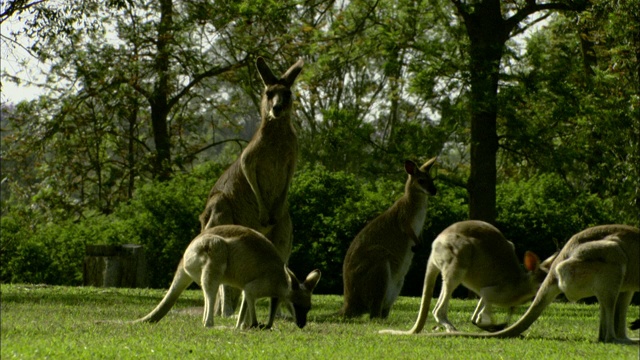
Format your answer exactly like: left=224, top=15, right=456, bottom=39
left=463, top=1, right=506, bottom=225
left=83, top=244, right=148, bottom=288
left=151, top=0, right=173, bottom=181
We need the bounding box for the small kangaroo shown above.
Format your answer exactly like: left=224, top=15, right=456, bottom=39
left=199, top=57, right=303, bottom=316
left=134, top=225, right=321, bottom=329
left=399, top=224, right=639, bottom=344
left=380, top=220, right=545, bottom=334
left=341, top=158, right=437, bottom=319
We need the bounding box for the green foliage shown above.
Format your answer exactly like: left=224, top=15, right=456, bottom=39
left=0, top=162, right=225, bottom=287
left=288, top=164, right=468, bottom=295
left=110, top=163, right=224, bottom=288
left=288, top=164, right=392, bottom=294
left=496, top=173, right=618, bottom=258
left=1, top=210, right=117, bottom=285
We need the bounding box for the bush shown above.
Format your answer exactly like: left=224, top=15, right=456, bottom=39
left=496, top=173, right=619, bottom=260
left=1, top=164, right=626, bottom=298
left=288, top=164, right=468, bottom=295
left=1, top=210, right=118, bottom=284
left=112, top=163, right=224, bottom=288
left=0, top=163, right=224, bottom=287
left=288, top=165, right=382, bottom=294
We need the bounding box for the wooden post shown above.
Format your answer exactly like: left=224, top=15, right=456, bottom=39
left=83, top=244, right=148, bottom=288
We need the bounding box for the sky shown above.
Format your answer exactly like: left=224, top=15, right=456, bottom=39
left=1, top=13, right=47, bottom=105
left=0, top=5, right=550, bottom=106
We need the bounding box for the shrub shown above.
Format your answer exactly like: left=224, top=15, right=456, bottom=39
left=288, top=164, right=468, bottom=295
left=112, top=163, right=224, bottom=288
left=1, top=211, right=118, bottom=284
left=496, top=173, right=619, bottom=259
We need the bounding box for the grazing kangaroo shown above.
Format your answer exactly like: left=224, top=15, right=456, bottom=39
left=380, top=220, right=545, bottom=334
left=391, top=224, right=639, bottom=344
left=134, top=225, right=321, bottom=329
left=341, top=158, right=437, bottom=319
left=199, top=57, right=303, bottom=316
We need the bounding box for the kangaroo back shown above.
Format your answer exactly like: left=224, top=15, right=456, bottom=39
left=387, top=224, right=639, bottom=344
left=132, top=225, right=321, bottom=330
left=381, top=220, right=542, bottom=334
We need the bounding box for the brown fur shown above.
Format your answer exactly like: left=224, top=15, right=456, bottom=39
left=380, top=220, right=545, bottom=334
left=199, top=57, right=303, bottom=316
left=341, top=158, right=437, bottom=319
left=385, top=224, right=639, bottom=344
left=133, top=225, right=320, bottom=329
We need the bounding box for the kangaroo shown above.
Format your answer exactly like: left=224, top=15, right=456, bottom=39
left=134, top=225, right=320, bottom=329
left=199, top=57, right=303, bottom=316
left=341, top=158, right=437, bottom=319
left=392, top=224, right=639, bottom=344
left=380, top=220, right=545, bottom=335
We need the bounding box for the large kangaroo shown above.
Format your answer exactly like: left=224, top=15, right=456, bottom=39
left=393, top=224, right=639, bottom=344
left=199, top=57, right=303, bottom=316
left=380, top=220, right=545, bottom=334
left=134, top=225, right=321, bottom=329
left=341, top=158, right=437, bottom=319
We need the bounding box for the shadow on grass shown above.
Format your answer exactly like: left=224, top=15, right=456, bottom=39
left=1, top=284, right=202, bottom=308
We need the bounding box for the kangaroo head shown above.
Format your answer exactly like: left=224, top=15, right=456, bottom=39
left=286, top=267, right=321, bottom=329
left=404, top=157, right=437, bottom=196
left=523, top=250, right=547, bottom=293
left=256, top=57, right=304, bottom=121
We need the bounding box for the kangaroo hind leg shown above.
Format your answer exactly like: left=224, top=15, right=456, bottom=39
left=432, top=258, right=467, bottom=332
left=200, top=260, right=224, bottom=328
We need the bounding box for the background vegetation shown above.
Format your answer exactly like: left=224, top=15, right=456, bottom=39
left=1, top=0, right=638, bottom=295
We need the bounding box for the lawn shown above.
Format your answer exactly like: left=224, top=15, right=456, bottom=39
left=1, top=284, right=638, bottom=359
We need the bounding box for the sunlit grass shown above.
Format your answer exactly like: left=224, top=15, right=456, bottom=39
left=1, top=284, right=638, bottom=359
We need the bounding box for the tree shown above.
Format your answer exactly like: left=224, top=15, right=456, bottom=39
left=2, top=0, right=306, bottom=216
left=497, top=5, right=640, bottom=226
left=451, top=0, right=588, bottom=223
left=293, top=0, right=457, bottom=177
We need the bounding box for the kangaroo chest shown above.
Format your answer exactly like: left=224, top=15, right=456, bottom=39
left=251, top=131, right=298, bottom=206
left=410, top=204, right=428, bottom=238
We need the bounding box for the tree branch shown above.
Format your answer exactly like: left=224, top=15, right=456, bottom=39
left=450, top=0, right=472, bottom=25
left=0, top=0, right=48, bottom=24
left=167, top=57, right=250, bottom=110
left=182, top=138, right=248, bottom=163
left=505, top=1, right=590, bottom=35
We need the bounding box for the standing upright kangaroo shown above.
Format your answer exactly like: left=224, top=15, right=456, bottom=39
left=391, top=224, right=639, bottom=344
left=341, top=158, right=437, bottom=319
left=199, top=57, right=303, bottom=316
left=380, top=220, right=545, bottom=334
left=134, top=225, right=321, bottom=329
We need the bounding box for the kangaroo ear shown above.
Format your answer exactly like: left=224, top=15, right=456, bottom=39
left=421, top=157, right=437, bottom=173
left=304, top=269, right=321, bottom=292
left=524, top=251, right=540, bottom=272
left=256, top=57, right=279, bottom=86
left=285, top=266, right=300, bottom=289
left=282, top=59, right=304, bottom=87
left=540, top=252, right=558, bottom=273
left=404, top=160, right=418, bottom=175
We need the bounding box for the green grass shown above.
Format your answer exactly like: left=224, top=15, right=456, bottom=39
left=1, top=284, right=638, bottom=359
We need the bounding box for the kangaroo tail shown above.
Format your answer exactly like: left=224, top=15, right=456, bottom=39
left=480, top=272, right=561, bottom=338
left=424, top=271, right=563, bottom=339
left=133, top=259, right=193, bottom=324
left=380, top=259, right=440, bottom=335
